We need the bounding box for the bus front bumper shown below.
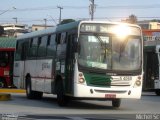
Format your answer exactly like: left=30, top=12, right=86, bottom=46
left=73, top=83, right=142, bottom=99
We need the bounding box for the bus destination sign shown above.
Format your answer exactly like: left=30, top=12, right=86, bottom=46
left=80, top=23, right=112, bottom=33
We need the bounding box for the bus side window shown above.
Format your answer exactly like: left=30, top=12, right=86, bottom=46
left=28, top=37, right=38, bottom=58
left=56, top=33, right=61, bottom=44
left=47, top=34, right=56, bottom=57
left=56, top=33, right=67, bottom=58
left=56, top=32, right=67, bottom=44
left=38, top=36, right=47, bottom=57
left=61, top=33, right=66, bottom=44
left=21, top=40, right=29, bottom=60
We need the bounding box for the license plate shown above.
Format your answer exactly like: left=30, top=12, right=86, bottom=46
left=105, top=94, right=116, bottom=98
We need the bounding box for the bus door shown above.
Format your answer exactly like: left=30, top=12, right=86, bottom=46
left=144, top=51, right=158, bottom=90
left=65, top=33, right=76, bottom=94
left=14, top=40, right=28, bottom=88
left=21, top=41, right=29, bottom=88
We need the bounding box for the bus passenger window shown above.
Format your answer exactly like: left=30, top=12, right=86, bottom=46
left=28, top=38, right=38, bottom=58
left=56, top=33, right=61, bottom=44
left=47, top=34, right=56, bottom=57
left=38, top=36, right=47, bottom=57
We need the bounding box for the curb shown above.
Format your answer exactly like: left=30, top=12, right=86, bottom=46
left=0, top=89, right=26, bottom=93
left=0, top=93, right=11, bottom=101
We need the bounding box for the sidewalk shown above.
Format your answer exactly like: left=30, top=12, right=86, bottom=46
left=0, top=89, right=26, bottom=93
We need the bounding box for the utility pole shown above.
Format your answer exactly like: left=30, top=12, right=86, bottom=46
left=13, top=17, right=17, bottom=23
left=57, top=6, right=63, bottom=24
left=89, top=0, right=96, bottom=20
left=44, top=18, right=47, bottom=29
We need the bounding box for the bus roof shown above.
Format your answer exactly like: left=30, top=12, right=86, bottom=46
left=17, top=26, right=57, bottom=40
left=16, top=21, right=81, bottom=40
left=17, top=20, right=141, bottom=41
left=0, top=37, right=16, bottom=50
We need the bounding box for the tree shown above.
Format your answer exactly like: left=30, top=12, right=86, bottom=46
left=128, top=14, right=137, bottom=24
left=59, top=19, right=75, bottom=25
left=151, top=19, right=160, bottom=22
left=122, top=14, right=137, bottom=24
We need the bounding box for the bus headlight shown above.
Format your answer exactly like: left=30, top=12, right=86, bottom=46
left=135, top=80, right=141, bottom=86
left=79, top=78, right=85, bottom=83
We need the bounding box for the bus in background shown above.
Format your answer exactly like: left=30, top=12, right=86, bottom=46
left=0, top=37, right=16, bottom=88
left=13, top=21, right=143, bottom=107
left=143, top=29, right=160, bottom=95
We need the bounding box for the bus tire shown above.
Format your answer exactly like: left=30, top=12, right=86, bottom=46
left=155, top=89, right=160, bottom=96
left=26, top=77, right=43, bottom=99
left=112, top=99, right=121, bottom=108
left=56, top=79, right=68, bottom=106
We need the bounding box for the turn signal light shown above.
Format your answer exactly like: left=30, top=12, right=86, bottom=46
left=78, top=72, right=85, bottom=84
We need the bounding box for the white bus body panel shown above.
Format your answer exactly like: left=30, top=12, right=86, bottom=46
left=14, top=59, right=53, bottom=93
left=155, top=79, right=160, bottom=89
left=24, top=59, right=53, bottom=93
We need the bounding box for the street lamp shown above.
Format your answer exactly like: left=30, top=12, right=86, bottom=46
left=0, top=7, right=16, bottom=16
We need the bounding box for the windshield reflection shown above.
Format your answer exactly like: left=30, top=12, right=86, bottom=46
left=78, top=34, right=141, bottom=71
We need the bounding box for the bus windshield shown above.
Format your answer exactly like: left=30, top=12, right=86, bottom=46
left=78, top=34, right=141, bottom=71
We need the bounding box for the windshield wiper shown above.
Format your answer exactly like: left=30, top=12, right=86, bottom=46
left=95, top=35, right=107, bottom=62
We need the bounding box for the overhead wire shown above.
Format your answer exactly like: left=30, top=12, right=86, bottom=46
left=1, top=4, right=160, bottom=12
left=0, top=4, right=160, bottom=24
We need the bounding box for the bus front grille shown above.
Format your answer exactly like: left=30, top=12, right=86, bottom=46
left=88, top=76, right=111, bottom=87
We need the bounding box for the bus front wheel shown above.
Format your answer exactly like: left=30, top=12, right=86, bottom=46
left=112, top=99, right=121, bottom=108
left=56, top=80, right=68, bottom=106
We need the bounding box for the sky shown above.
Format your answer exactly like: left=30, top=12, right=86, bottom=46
left=0, top=0, right=160, bottom=26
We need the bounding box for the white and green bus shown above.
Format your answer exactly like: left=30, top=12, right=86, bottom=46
left=13, top=21, right=143, bottom=107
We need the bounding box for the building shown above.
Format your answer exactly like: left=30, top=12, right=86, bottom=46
left=31, top=24, right=54, bottom=32
left=138, top=21, right=160, bottom=30
left=143, top=29, right=160, bottom=41
left=0, top=24, right=28, bottom=37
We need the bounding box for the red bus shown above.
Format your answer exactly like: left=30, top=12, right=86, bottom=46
left=0, top=37, right=16, bottom=88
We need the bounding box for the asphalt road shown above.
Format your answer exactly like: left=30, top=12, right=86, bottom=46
left=0, top=92, right=159, bottom=120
